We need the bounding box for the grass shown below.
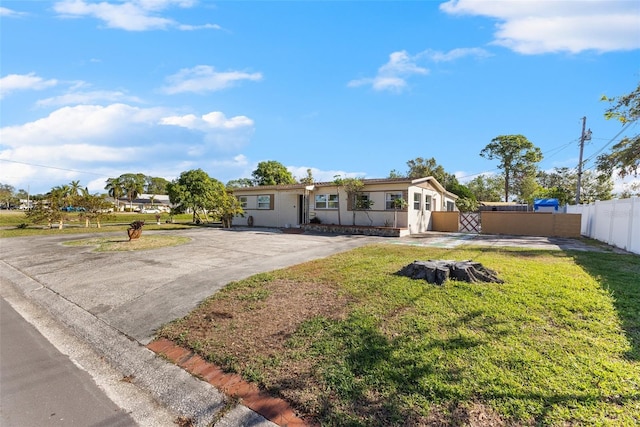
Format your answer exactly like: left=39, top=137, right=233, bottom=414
left=0, top=211, right=205, bottom=238
left=159, top=244, right=640, bottom=426
left=63, top=234, right=191, bottom=251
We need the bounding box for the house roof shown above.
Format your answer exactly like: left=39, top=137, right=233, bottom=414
left=230, top=176, right=458, bottom=198
left=479, top=201, right=526, bottom=206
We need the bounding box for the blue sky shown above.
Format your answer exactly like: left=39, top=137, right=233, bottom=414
left=1, top=0, right=639, bottom=196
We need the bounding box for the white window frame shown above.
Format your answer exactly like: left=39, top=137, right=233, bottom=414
left=238, top=196, right=248, bottom=208
left=257, top=195, right=271, bottom=210
left=385, top=192, right=403, bottom=210
left=425, top=195, right=432, bottom=211
left=315, top=194, right=338, bottom=209
left=413, top=193, right=421, bottom=210
left=446, top=201, right=455, bottom=212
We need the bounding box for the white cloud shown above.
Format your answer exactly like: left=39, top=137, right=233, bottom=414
left=0, top=102, right=260, bottom=194
left=440, top=0, right=640, bottom=54
left=162, top=65, right=262, bottom=94
left=287, top=166, right=367, bottom=183
left=160, top=110, right=255, bottom=150
left=612, top=172, right=640, bottom=196
left=1, top=104, right=165, bottom=147
left=348, top=50, right=429, bottom=93
left=420, top=47, right=492, bottom=62
left=349, top=47, right=491, bottom=92
left=178, top=23, right=222, bottom=31
left=0, top=73, right=58, bottom=99
left=160, top=111, right=254, bottom=130
left=53, top=0, right=220, bottom=32
left=0, top=6, right=25, bottom=17
left=36, top=89, right=143, bottom=107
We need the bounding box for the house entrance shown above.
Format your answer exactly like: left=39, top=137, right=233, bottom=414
left=298, top=194, right=305, bottom=225
left=459, top=212, right=481, bottom=233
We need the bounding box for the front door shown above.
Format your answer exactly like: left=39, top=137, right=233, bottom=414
left=298, top=194, right=305, bottom=225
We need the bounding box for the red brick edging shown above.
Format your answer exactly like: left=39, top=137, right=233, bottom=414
left=147, top=338, right=310, bottom=427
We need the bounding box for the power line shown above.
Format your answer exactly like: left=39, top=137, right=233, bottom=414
left=0, top=158, right=112, bottom=178
left=456, top=137, right=586, bottom=182
left=581, top=121, right=634, bottom=168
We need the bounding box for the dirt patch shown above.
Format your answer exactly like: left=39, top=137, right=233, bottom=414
left=160, top=278, right=352, bottom=411
left=198, top=279, right=349, bottom=358
left=425, top=402, right=514, bottom=427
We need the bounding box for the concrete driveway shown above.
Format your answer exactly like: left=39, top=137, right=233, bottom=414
left=0, top=228, right=381, bottom=345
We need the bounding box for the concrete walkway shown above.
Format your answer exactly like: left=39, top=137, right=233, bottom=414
left=390, top=231, right=621, bottom=252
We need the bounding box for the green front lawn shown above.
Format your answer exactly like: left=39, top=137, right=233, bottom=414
left=159, top=245, right=640, bottom=426
left=0, top=211, right=200, bottom=238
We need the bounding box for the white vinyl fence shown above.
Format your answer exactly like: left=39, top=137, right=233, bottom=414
left=566, top=197, right=640, bottom=255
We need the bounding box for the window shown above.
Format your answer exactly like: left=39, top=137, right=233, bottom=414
left=352, top=193, right=371, bottom=210
left=315, top=194, right=338, bottom=209
left=425, top=195, right=432, bottom=211
left=257, top=195, right=271, bottom=209
left=385, top=192, right=403, bottom=210
left=238, top=196, right=247, bottom=208
left=413, top=193, right=421, bottom=210
left=446, top=201, right=455, bottom=211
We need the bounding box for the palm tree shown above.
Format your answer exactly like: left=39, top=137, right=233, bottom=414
left=68, top=180, right=83, bottom=207
left=105, top=177, right=124, bottom=210
left=52, top=185, right=71, bottom=209
left=120, top=173, right=145, bottom=212
left=68, top=180, right=82, bottom=196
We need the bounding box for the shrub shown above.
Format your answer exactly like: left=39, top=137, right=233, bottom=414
left=129, top=220, right=145, bottom=230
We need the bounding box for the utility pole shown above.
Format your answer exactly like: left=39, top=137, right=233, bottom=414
left=575, top=116, right=592, bottom=205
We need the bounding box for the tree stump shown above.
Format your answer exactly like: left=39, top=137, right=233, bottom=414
left=397, top=260, right=503, bottom=285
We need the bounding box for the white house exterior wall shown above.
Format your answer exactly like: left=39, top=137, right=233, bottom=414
left=231, top=177, right=457, bottom=233
left=234, top=190, right=301, bottom=228
left=408, top=185, right=441, bottom=233
left=308, top=182, right=410, bottom=228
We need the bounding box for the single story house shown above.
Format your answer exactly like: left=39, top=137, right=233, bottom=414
left=231, top=176, right=458, bottom=236
left=115, top=194, right=172, bottom=212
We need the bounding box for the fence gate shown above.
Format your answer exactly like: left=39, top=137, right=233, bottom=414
left=459, top=212, right=481, bottom=233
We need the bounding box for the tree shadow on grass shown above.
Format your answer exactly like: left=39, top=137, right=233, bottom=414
left=293, top=311, right=484, bottom=426
left=569, top=250, right=640, bottom=361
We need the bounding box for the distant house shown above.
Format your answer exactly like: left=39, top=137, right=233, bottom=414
left=116, top=194, right=172, bottom=212
left=231, top=176, right=458, bottom=235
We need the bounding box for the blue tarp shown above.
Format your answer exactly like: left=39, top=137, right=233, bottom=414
left=534, top=198, right=559, bottom=211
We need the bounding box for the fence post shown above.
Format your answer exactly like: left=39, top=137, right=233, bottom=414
left=607, top=200, right=614, bottom=245
left=629, top=197, right=637, bottom=252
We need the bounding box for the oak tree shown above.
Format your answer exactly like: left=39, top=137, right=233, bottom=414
left=596, top=83, right=640, bottom=178
left=252, top=161, right=296, bottom=186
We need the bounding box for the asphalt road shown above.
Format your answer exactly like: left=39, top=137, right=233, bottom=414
left=0, top=297, right=135, bottom=426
